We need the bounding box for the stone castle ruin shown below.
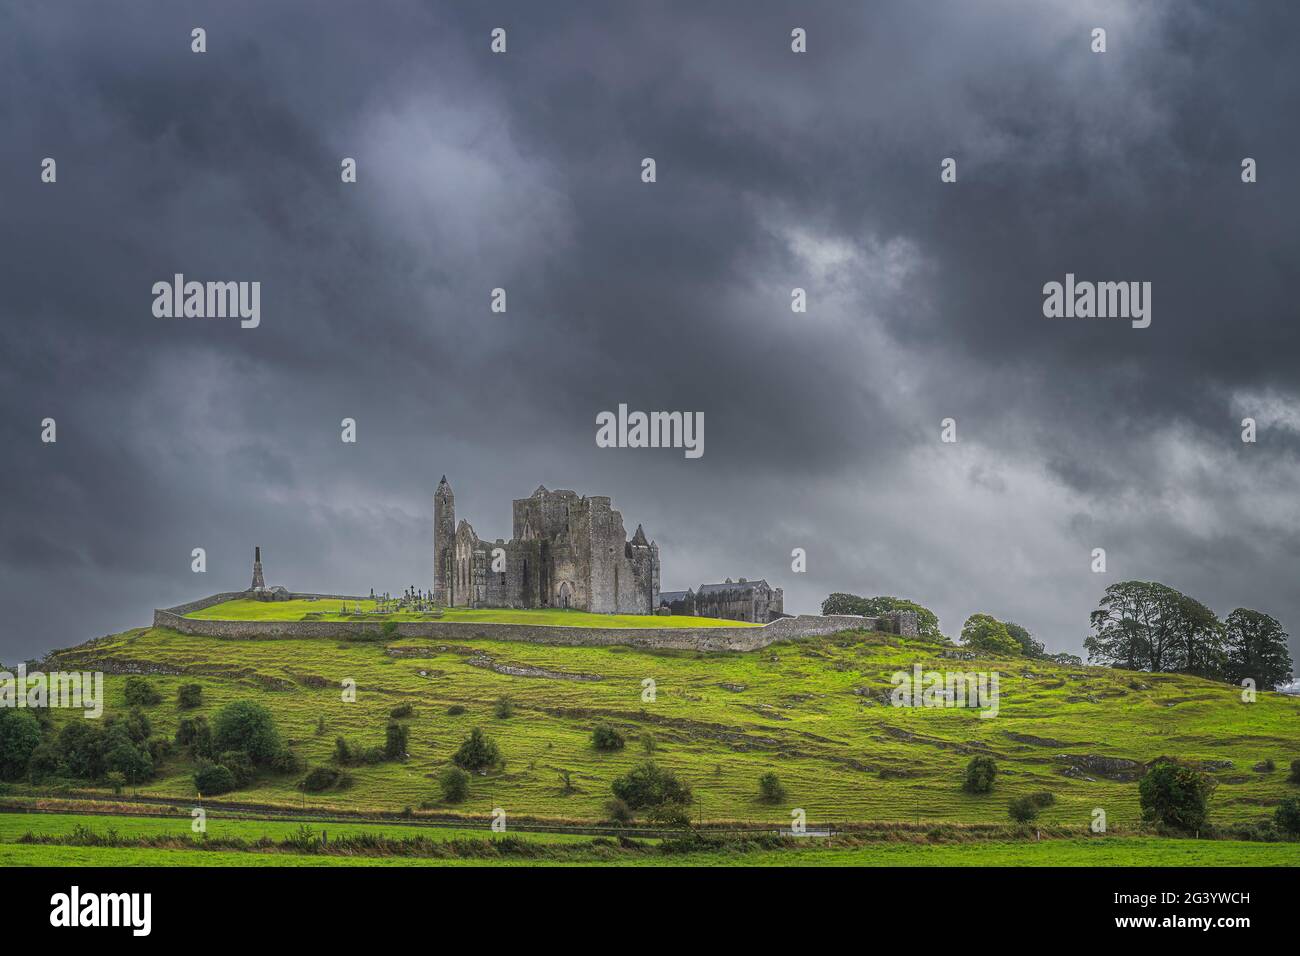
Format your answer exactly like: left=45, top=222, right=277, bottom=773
left=432, top=478, right=660, bottom=614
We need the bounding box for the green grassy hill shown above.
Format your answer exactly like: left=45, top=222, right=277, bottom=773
left=25, top=623, right=1300, bottom=828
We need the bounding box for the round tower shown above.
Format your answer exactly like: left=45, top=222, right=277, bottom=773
left=433, top=476, right=455, bottom=606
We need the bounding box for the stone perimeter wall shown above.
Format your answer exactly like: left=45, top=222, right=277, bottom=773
left=153, top=593, right=914, bottom=653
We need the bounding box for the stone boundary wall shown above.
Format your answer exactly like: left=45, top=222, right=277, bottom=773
left=153, top=593, right=887, bottom=652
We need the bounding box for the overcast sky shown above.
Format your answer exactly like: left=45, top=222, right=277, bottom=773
left=2, top=1, right=1298, bottom=665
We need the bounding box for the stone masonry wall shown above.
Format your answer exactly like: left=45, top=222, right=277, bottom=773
left=152, top=594, right=883, bottom=652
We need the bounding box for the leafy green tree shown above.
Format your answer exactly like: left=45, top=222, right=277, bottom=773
left=452, top=728, right=501, bottom=773
left=1274, top=797, right=1300, bottom=837
left=758, top=771, right=787, bottom=803
left=0, top=711, right=42, bottom=781
left=493, top=697, right=515, bottom=719
left=123, top=676, right=162, bottom=707
left=960, top=614, right=1021, bottom=655
left=1085, top=581, right=1224, bottom=677
left=56, top=721, right=107, bottom=780
left=384, top=720, right=409, bottom=759
left=1224, top=609, right=1294, bottom=691
left=820, top=594, right=942, bottom=640
left=1139, top=761, right=1214, bottom=831
left=177, top=683, right=203, bottom=709
left=1003, top=622, right=1044, bottom=658
left=962, top=755, right=997, bottom=794
left=591, top=723, right=625, bottom=751
left=217, top=750, right=256, bottom=787
left=439, top=766, right=470, bottom=802
left=610, top=761, right=693, bottom=810
left=211, top=701, right=282, bottom=764
left=175, top=716, right=213, bottom=758
left=194, top=761, right=237, bottom=796
left=1008, top=795, right=1039, bottom=822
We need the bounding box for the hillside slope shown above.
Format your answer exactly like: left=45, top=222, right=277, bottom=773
left=29, top=625, right=1300, bottom=827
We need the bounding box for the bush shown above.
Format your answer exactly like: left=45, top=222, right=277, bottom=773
left=194, top=761, right=236, bottom=796
left=1139, top=761, right=1215, bottom=831
left=175, top=716, right=212, bottom=758
left=218, top=750, right=256, bottom=788
left=592, top=723, right=625, bottom=751
left=611, top=761, right=693, bottom=810
left=0, top=711, right=42, bottom=782
left=1028, top=791, right=1055, bottom=808
left=211, top=701, right=282, bottom=764
left=269, top=747, right=302, bottom=774
left=145, top=736, right=173, bottom=764
left=384, top=720, right=409, bottom=760
left=447, top=704, right=467, bottom=716
left=123, top=677, right=162, bottom=707
left=758, top=771, right=787, bottom=803
left=390, top=703, right=414, bottom=719
left=106, top=771, right=126, bottom=795
left=962, top=756, right=997, bottom=794
left=176, top=683, right=203, bottom=709
left=493, top=697, right=515, bottom=719
left=1008, top=796, right=1040, bottom=822
left=1275, top=797, right=1300, bottom=837
left=453, top=728, right=501, bottom=773
left=605, top=798, right=633, bottom=825
left=439, top=766, right=470, bottom=803
left=300, top=766, right=341, bottom=793
left=1289, top=759, right=1300, bottom=784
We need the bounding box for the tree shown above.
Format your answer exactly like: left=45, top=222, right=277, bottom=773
left=1139, top=761, right=1214, bottom=831
left=217, top=750, right=255, bottom=787
left=384, top=720, right=409, bottom=759
left=820, top=594, right=942, bottom=640
left=439, top=766, right=470, bottom=802
left=193, top=761, right=236, bottom=796
left=493, top=697, right=515, bottom=719
left=452, top=728, right=501, bottom=773
left=1170, top=593, right=1225, bottom=679
left=1223, top=609, right=1294, bottom=691
left=123, top=676, right=162, bottom=707
left=611, top=761, right=693, bottom=810
left=1003, top=622, right=1044, bottom=658
left=0, top=711, right=42, bottom=781
left=177, top=684, right=203, bottom=709
left=758, top=771, right=786, bottom=803
left=960, top=614, right=1021, bottom=655
left=962, top=756, right=997, bottom=794
left=1275, top=797, right=1300, bottom=837
left=211, top=701, right=282, bottom=764
left=1085, top=581, right=1183, bottom=672
left=1008, top=796, right=1039, bottom=822
left=175, top=716, right=213, bottom=758
left=591, top=723, right=625, bottom=751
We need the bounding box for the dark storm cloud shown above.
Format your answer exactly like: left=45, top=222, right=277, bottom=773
left=2, top=1, right=1298, bottom=665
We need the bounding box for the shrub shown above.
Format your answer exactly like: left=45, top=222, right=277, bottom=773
left=212, top=701, right=282, bottom=763
left=1029, top=791, right=1056, bottom=808
left=0, top=711, right=42, bottom=782
left=122, top=708, right=152, bottom=744
left=1289, top=759, right=1300, bottom=784
left=384, top=720, right=409, bottom=760
left=176, top=683, right=203, bottom=709
left=447, top=704, right=467, bottom=716
left=758, top=771, right=787, bottom=803
left=218, top=750, right=256, bottom=788
left=453, top=728, right=501, bottom=773
left=1258, top=759, right=1276, bottom=773
left=493, top=697, right=515, bottom=719
left=1275, top=797, right=1300, bottom=837
left=146, top=736, right=173, bottom=764
left=1139, top=761, right=1215, bottom=831
left=104, top=726, right=153, bottom=784
left=605, top=798, right=633, bottom=825
left=315, top=715, right=326, bottom=735
left=175, top=716, right=212, bottom=757
left=641, top=733, right=657, bottom=755
left=106, top=771, right=126, bottom=795
left=390, top=703, right=414, bottom=719
left=439, top=766, right=470, bottom=803
left=962, top=756, right=998, bottom=794
left=611, top=761, right=693, bottom=810
left=269, top=747, right=302, bottom=774
left=592, top=723, right=625, bottom=751
left=1008, top=796, right=1040, bottom=823
left=300, top=766, right=341, bottom=793
left=194, top=761, right=236, bottom=796
left=123, top=677, right=162, bottom=707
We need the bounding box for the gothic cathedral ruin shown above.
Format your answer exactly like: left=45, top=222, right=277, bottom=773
left=432, top=477, right=660, bottom=614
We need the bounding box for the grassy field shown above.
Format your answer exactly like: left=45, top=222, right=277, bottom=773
left=186, top=598, right=752, bottom=628
left=25, top=623, right=1300, bottom=838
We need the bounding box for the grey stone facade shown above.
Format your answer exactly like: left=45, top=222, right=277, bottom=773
left=659, top=577, right=785, bottom=623
left=432, top=478, right=660, bottom=614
